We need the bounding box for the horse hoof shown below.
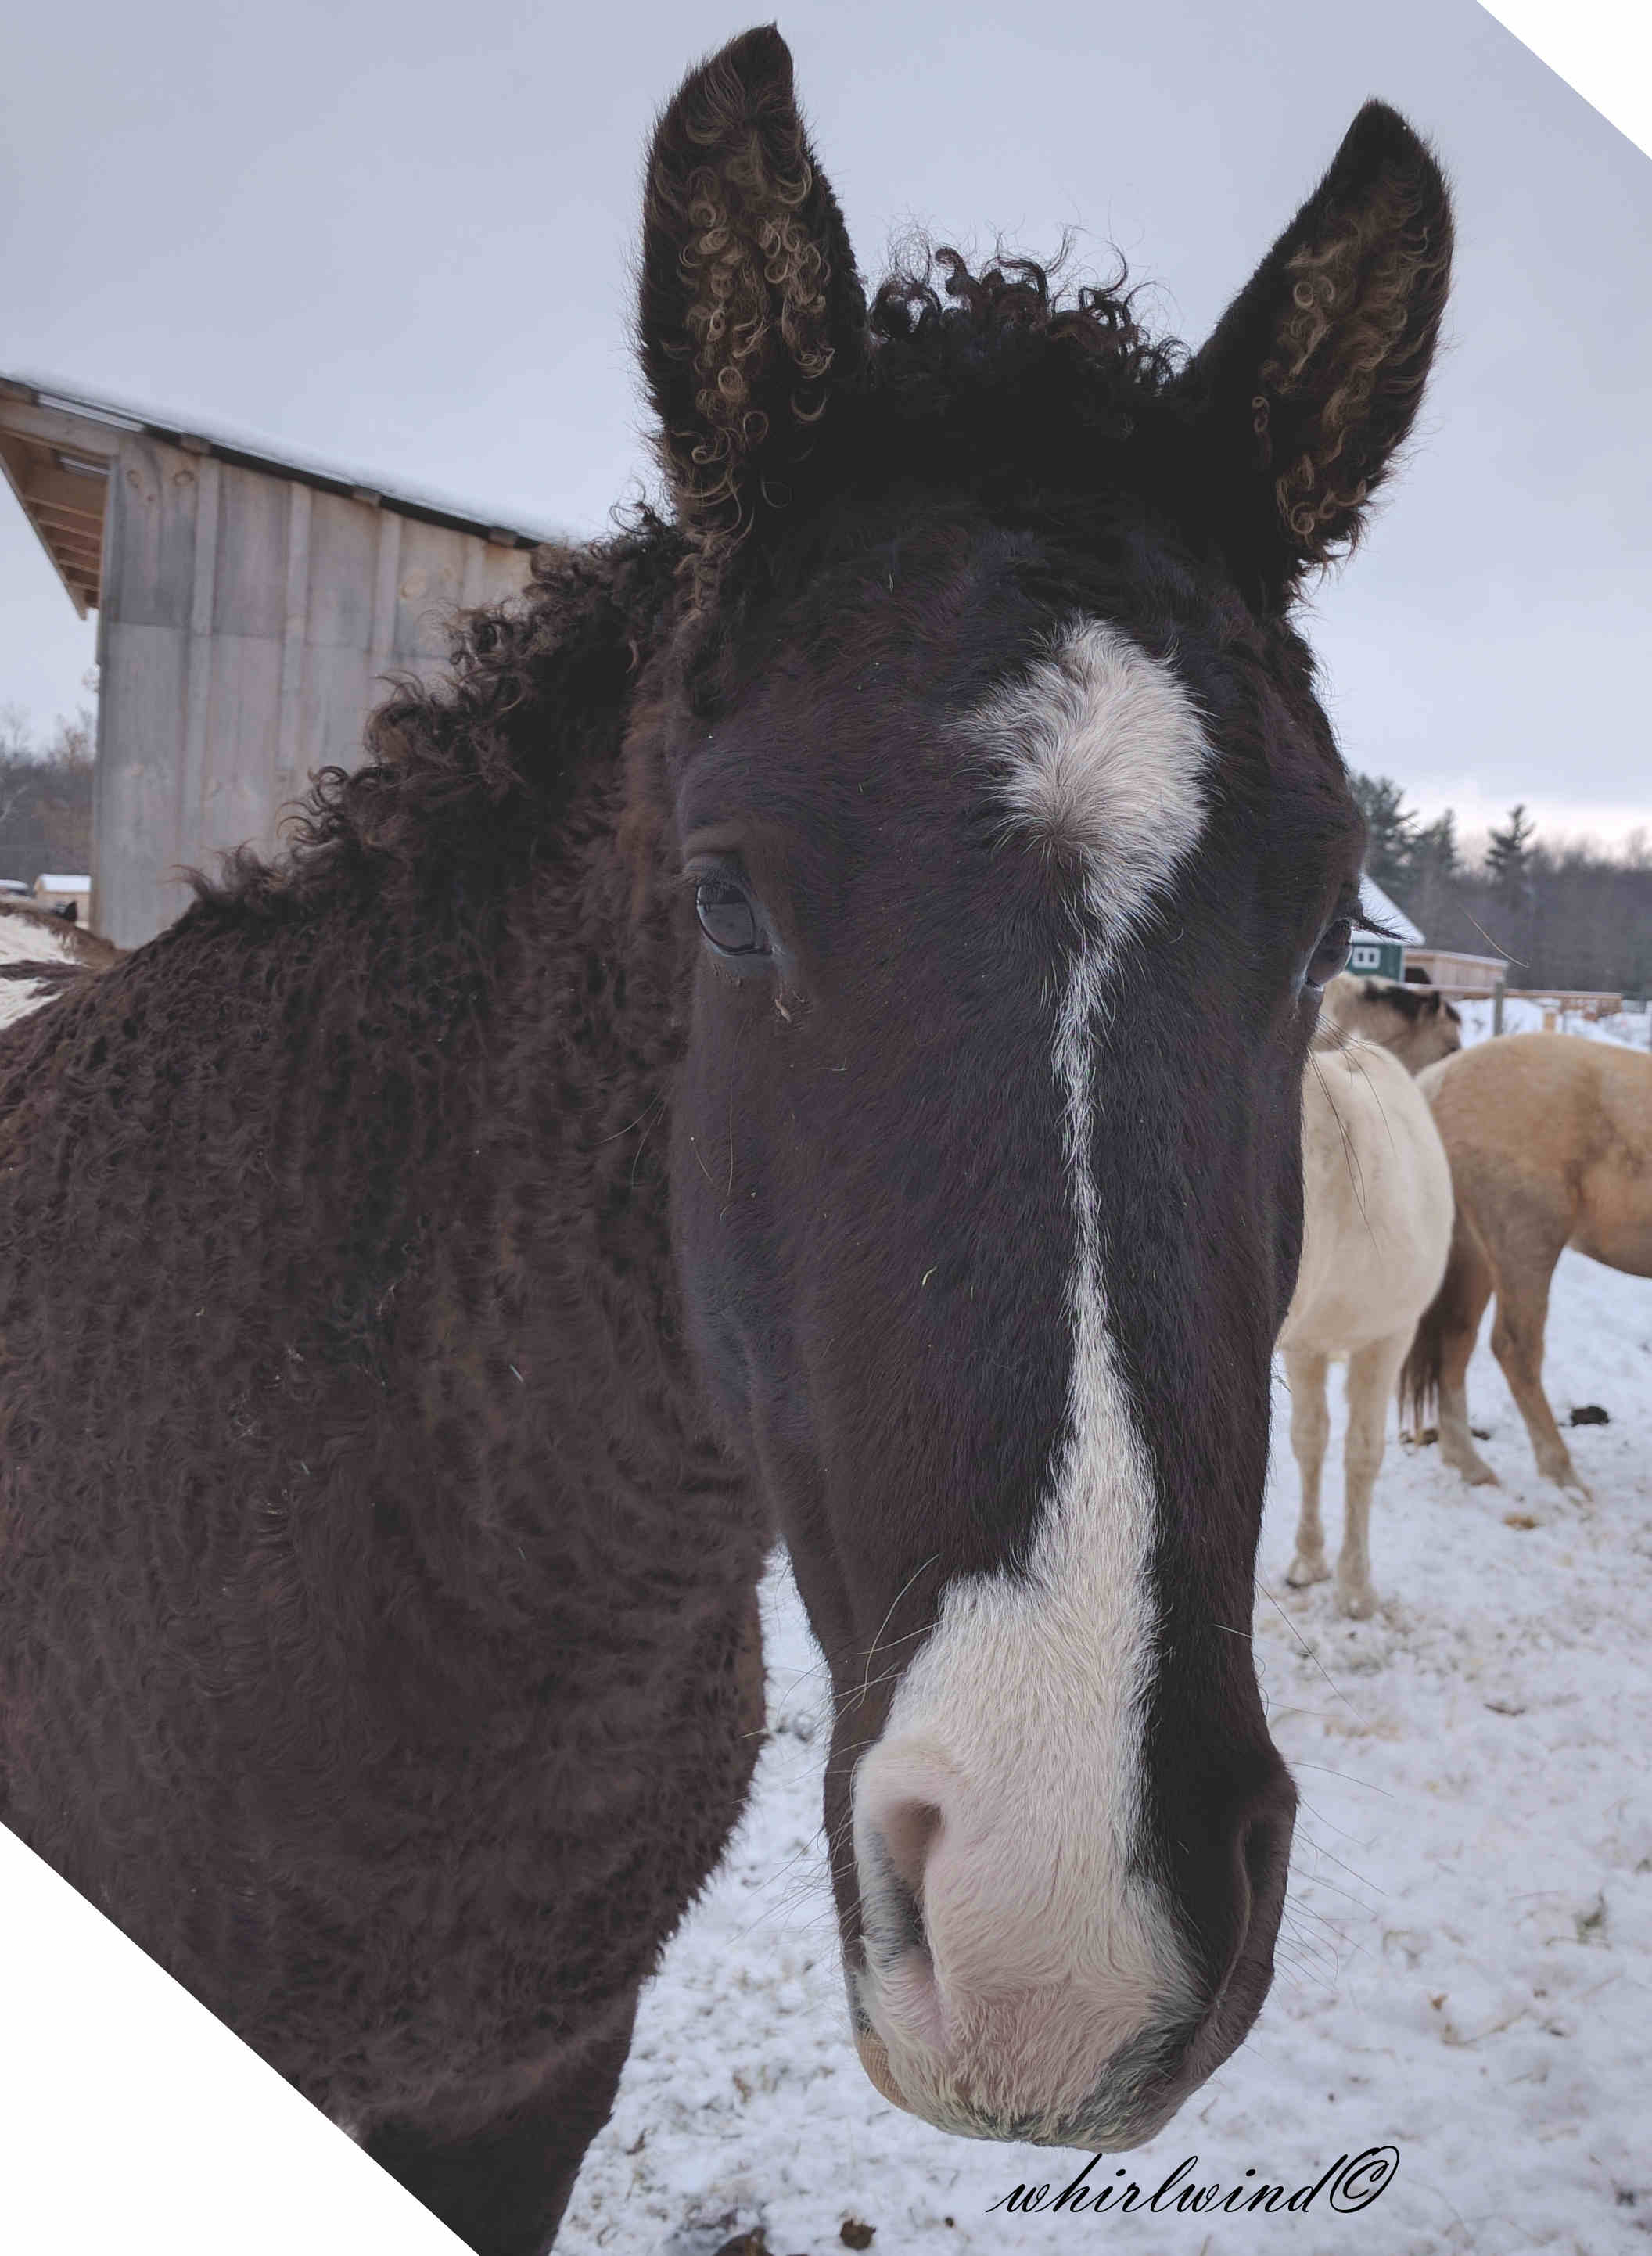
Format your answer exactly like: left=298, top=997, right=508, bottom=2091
left=1454, top=1460, right=1499, bottom=1489
left=1337, top=1583, right=1377, bottom=1621
left=1286, top=1553, right=1330, bottom=1589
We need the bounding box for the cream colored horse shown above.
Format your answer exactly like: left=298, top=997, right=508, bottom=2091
left=1402, top=1033, right=1652, bottom=1495
left=1320, top=970, right=1462, bottom=1074
left=1279, top=1030, right=1454, bottom=1617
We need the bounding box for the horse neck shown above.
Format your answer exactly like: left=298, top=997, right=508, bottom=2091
left=311, top=748, right=730, bottom=1646
left=496, top=753, right=684, bottom=1227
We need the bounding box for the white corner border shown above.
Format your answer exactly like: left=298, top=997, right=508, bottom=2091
left=1475, top=0, right=1652, bottom=159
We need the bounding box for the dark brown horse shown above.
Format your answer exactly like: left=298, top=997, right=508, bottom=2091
left=0, top=29, right=1451, bottom=2254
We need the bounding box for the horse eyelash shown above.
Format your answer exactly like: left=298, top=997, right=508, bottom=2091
left=674, top=859, right=749, bottom=896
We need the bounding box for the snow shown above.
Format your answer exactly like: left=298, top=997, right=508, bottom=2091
left=0, top=914, right=78, bottom=966
left=1357, top=875, right=1425, bottom=948
left=0, top=907, right=80, bottom=1027
left=561, top=1006, right=1652, bottom=2256
left=1456, top=995, right=1650, bottom=1054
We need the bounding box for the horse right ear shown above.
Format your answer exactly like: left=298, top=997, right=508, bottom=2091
left=1188, top=102, right=1453, bottom=607
left=638, top=27, right=866, bottom=575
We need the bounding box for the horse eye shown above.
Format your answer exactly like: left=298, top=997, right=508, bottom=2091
left=694, top=876, right=768, bottom=957
left=1306, top=917, right=1354, bottom=990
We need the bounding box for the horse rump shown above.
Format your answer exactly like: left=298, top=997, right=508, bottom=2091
left=1399, top=1212, right=1478, bottom=1435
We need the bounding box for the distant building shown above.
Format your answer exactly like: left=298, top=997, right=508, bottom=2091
left=1, top=373, right=562, bottom=947
left=1351, top=874, right=1424, bottom=983
left=1404, top=947, right=1509, bottom=996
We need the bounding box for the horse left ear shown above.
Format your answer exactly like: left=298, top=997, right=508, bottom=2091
left=1189, top=102, right=1453, bottom=605
left=639, top=26, right=866, bottom=573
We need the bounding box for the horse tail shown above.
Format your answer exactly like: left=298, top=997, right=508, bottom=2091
left=1399, top=1218, right=1471, bottom=1433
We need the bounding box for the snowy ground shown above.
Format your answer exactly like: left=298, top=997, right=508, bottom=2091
left=561, top=1011, right=1652, bottom=2256
left=0, top=903, right=81, bottom=1024
left=1456, top=995, right=1650, bottom=1054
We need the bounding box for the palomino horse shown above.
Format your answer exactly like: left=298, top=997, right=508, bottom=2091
left=1403, top=1033, right=1652, bottom=1496
left=1279, top=1030, right=1453, bottom=1616
left=1320, top=969, right=1461, bottom=1074
left=0, top=30, right=1453, bottom=2254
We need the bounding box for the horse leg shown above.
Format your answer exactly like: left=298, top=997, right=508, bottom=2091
left=363, top=1984, right=640, bottom=2256
left=1337, top=1331, right=1410, bottom=1620
left=1435, top=1227, right=1498, bottom=1487
left=1489, top=1260, right=1588, bottom=1496
left=1284, top=1348, right=1332, bottom=1589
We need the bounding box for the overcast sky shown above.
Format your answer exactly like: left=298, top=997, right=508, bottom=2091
left=3, top=0, right=1648, bottom=848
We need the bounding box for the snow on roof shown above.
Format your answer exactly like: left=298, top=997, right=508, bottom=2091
left=1356, top=872, right=1424, bottom=948
left=2, top=369, right=566, bottom=551
left=36, top=875, right=90, bottom=892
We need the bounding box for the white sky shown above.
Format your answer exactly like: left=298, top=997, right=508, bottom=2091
left=3, top=0, right=1648, bottom=848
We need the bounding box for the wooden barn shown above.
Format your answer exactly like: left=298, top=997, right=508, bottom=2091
left=1, top=373, right=558, bottom=947
left=1404, top=945, right=1510, bottom=996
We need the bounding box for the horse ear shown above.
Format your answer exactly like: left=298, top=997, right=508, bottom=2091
left=1190, top=102, right=1452, bottom=605
left=639, top=26, right=866, bottom=570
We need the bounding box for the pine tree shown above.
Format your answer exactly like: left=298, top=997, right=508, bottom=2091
left=1349, top=772, right=1417, bottom=892
left=1486, top=803, right=1536, bottom=904
left=1410, top=810, right=1460, bottom=883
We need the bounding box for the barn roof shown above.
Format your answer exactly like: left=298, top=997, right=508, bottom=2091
left=0, top=369, right=566, bottom=616
left=1357, top=872, right=1425, bottom=948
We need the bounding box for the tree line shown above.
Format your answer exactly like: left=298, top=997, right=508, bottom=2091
left=1352, top=773, right=1652, bottom=1000
left=0, top=706, right=95, bottom=889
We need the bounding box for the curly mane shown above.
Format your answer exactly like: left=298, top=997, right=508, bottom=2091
left=670, top=244, right=1203, bottom=621
left=871, top=245, right=1183, bottom=397
left=188, top=251, right=1187, bottom=924
left=835, top=247, right=1186, bottom=505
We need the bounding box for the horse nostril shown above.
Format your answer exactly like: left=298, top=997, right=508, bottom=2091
left=1232, top=1788, right=1295, bottom=1960
left=1241, top=1813, right=1278, bottom=1910
left=878, top=1797, right=943, bottom=1899
left=881, top=1860, right=928, bottom=1954
left=866, top=1799, right=942, bottom=1955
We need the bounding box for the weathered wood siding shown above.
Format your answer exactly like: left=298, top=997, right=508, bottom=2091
left=1405, top=947, right=1509, bottom=993
left=93, top=434, right=535, bottom=946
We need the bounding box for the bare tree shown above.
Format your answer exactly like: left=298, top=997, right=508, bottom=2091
left=0, top=705, right=32, bottom=759
left=0, top=705, right=96, bottom=885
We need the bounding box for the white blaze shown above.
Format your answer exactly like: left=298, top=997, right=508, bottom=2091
left=982, top=620, right=1212, bottom=943
left=851, top=620, right=1213, bottom=2136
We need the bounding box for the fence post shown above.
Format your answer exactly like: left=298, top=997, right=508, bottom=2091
left=1493, top=982, right=1504, bottom=1036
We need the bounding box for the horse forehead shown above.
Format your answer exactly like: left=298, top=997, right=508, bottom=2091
left=965, top=620, right=1215, bottom=940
